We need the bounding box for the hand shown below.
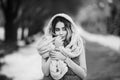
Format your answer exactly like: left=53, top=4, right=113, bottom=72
left=59, top=47, right=70, bottom=56
left=50, top=50, right=66, bottom=61
left=59, top=46, right=80, bottom=58
left=54, top=36, right=63, bottom=48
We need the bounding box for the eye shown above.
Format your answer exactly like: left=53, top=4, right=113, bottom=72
left=62, top=27, right=66, bottom=31
left=55, top=28, right=59, bottom=31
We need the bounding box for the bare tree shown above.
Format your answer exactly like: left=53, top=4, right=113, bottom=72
left=0, top=0, right=21, bottom=42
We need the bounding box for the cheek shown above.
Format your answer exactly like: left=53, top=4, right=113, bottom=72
left=55, top=31, right=59, bottom=35
left=63, top=31, right=67, bottom=35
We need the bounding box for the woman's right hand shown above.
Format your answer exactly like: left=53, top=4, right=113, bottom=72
left=54, top=36, right=63, bottom=48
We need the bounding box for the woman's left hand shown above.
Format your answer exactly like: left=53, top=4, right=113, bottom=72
left=59, top=47, right=70, bottom=55
left=50, top=50, right=66, bottom=61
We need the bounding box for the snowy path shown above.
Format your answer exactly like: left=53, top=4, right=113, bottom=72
left=0, top=46, right=44, bottom=80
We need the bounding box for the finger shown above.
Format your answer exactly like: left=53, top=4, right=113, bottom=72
left=71, top=44, right=77, bottom=51
left=55, top=41, right=63, bottom=47
left=56, top=36, right=61, bottom=39
left=39, top=49, right=49, bottom=55
left=50, top=50, right=56, bottom=54
left=50, top=52, right=56, bottom=57
left=50, top=54, right=56, bottom=59
left=38, top=46, right=49, bottom=51
left=55, top=36, right=62, bottom=42
left=52, top=51, right=60, bottom=54
left=38, top=47, right=50, bottom=53
left=57, top=36, right=63, bottom=42
left=40, top=48, right=49, bottom=52
left=51, top=57, right=58, bottom=60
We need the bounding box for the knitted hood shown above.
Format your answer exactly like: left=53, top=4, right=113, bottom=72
left=44, top=13, right=79, bottom=36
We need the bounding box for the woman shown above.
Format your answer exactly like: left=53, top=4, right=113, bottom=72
left=37, top=13, right=87, bottom=80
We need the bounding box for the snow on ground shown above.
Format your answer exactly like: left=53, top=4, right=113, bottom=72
left=0, top=27, right=4, bottom=40
left=0, top=46, right=44, bottom=80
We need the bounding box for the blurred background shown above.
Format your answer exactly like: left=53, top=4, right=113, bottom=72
left=0, top=0, right=120, bottom=80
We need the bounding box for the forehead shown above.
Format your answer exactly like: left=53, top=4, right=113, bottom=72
left=55, top=21, right=65, bottom=28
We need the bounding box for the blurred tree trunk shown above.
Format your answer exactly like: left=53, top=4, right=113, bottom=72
left=0, top=0, right=20, bottom=42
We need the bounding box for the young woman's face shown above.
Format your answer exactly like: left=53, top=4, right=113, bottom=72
left=55, top=21, right=67, bottom=40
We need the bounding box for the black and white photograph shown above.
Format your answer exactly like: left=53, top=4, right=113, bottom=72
left=0, top=0, right=120, bottom=80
